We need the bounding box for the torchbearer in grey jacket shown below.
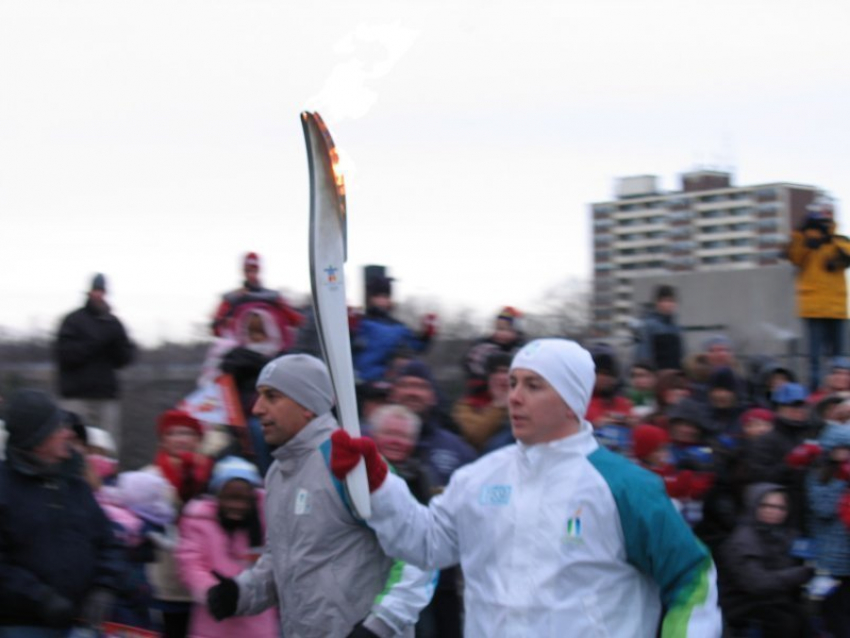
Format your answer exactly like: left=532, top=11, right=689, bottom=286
left=206, top=353, right=436, bottom=638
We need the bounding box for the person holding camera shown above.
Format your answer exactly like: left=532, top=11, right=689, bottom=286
left=785, top=196, right=850, bottom=391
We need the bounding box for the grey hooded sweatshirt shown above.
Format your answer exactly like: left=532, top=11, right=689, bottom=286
left=235, top=412, right=435, bottom=638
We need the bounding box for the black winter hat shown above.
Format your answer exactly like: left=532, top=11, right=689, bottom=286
left=591, top=345, right=620, bottom=378
left=708, top=367, right=737, bottom=393
left=667, top=398, right=709, bottom=430
left=655, top=284, right=676, bottom=302
left=396, top=360, right=435, bottom=388
left=91, top=273, right=107, bottom=292
left=366, top=276, right=392, bottom=298
left=4, top=389, right=65, bottom=451
left=485, top=351, right=513, bottom=375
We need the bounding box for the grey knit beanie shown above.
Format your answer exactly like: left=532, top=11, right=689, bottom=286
left=256, top=354, right=335, bottom=415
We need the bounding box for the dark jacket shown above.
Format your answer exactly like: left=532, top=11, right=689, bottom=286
left=0, top=453, right=123, bottom=627
left=352, top=307, right=430, bottom=383
left=416, top=413, right=476, bottom=488
left=635, top=310, right=684, bottom=370
left=54, top=299, right=135, bottom=399
left=719, top=483, right=812, bottom=624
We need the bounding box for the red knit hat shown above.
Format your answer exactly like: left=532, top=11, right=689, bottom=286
left=632, top=424, right=670, bottom=461
left=741, top=407, right=774, bottom=426
left=244, top=252, right=261, bottom=271
left=156, top=409, right=203, bottom=439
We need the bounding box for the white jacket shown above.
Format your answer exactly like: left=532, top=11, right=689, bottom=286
left=369, top=422, right=722, bottom=637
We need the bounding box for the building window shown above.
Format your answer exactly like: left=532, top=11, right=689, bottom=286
left=729, top=222, right=752, bottom=232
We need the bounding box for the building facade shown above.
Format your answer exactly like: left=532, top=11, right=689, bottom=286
left=591, top=170, right=821, bottom=338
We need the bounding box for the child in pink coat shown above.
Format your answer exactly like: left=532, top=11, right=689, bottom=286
left=175, top=456, right=279, bottom=638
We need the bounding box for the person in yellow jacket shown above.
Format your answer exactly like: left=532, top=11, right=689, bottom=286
left=785, top=196, right=850, bottom=390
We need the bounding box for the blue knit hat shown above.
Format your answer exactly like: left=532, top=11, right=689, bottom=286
left=820, top=425, right=850, bottom=451
left=209, top=456, right=262, bottom=494
left=772, top=382, right=808, bottom=406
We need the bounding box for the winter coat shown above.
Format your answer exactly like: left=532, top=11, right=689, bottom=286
left=807, top=464, right=850, bottom=576
left=718, top=483, right=812, bottom=623
left=54, top=299, right=135, bottom=399
left=786, top=221, right=850, bottom=319
left=234, top=413, right=436, bottom=638
left=141, top=464, right=194, bottom=604
left=452, top=398, right=509, bottom=453
left=368, top=422, right=722, bottom=637
left=636, top=310, right=684, bottom=370
left=176, top=496, right=278, bottom=638
left=352, top=308, right=429, bottom=383
left=0, top=455, right=123, bottom=627
left=704, top=405, right=745, bottom=438
left=416, top=414, right=476, bottom=487
left=212, top=286, right=303, bottom=346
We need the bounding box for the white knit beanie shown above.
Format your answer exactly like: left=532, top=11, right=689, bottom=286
left=256, top=354, right=335, bottom=416
left=509, top=339, right=596, bottom=418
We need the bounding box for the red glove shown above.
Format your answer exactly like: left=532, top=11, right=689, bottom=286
left=665, top=469, right=693, bottom=500
left=690, top=472, right=715, bottom=499
left=420, top=313, right=438, bottom=340
left=838, top=460, right=850, bottom=482
left=330, top=430, right=388, bottom=493
left=347, top=306, right=361, bottom=333
left=786, top=442, right=822, bottom=468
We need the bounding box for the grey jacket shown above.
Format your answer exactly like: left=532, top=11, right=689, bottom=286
left=235, top=413, right=435, bottom=638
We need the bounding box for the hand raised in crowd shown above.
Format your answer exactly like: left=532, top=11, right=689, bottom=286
left=420, top=313, right=438, bottom=340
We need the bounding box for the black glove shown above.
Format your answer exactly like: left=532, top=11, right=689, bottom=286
left=80, top=587, right=115, bottom=628
left=41, top=590, right=76, bottom=628
left=207, top=570, right=239, bottom=621
left=346, top=621, right=381, bottom=638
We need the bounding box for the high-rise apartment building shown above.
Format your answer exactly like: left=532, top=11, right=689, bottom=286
left=591, top=170, right=821, bottom=337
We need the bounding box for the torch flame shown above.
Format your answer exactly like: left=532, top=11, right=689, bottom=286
left=312, top=112, right=346, bottom=202
left=329, top=147, right=346, bottom=195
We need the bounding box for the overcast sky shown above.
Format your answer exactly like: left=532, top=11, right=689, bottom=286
left=1, top=0, right=848, bottom=346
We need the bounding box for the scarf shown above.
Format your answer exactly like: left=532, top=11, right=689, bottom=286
left=155, top=449, right=212, bottom=503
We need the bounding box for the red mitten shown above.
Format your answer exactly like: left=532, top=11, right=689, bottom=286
left=690, top=472, right=715, bottom=499
left=347, top=306, right=361, bottom=333
left=838, top=461, right=850, bottom=483
left=421, top=313, right=438, bottom=340
left=330, top=429, right=388, bottom=492
left=786, top=442, right=822, bottom=468
left=666, top=469, right=693, bottom=500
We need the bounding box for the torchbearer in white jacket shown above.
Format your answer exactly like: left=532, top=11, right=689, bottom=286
left=332, top=338, right=723, bottom=637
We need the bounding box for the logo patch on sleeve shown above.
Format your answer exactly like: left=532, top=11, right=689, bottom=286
left=479, top=484, right=512, bottom=506
left=563, top=507, right=584, bottom=545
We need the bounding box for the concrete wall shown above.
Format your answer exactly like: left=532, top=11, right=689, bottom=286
left=0, top=363, right=198, bottom=470
left=630, top=263, right=805, bottom=377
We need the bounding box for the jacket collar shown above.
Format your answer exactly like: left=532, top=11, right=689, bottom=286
left=516, top=419, right=599, bottom=465
left=271, top=412, right=337, bottom=462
